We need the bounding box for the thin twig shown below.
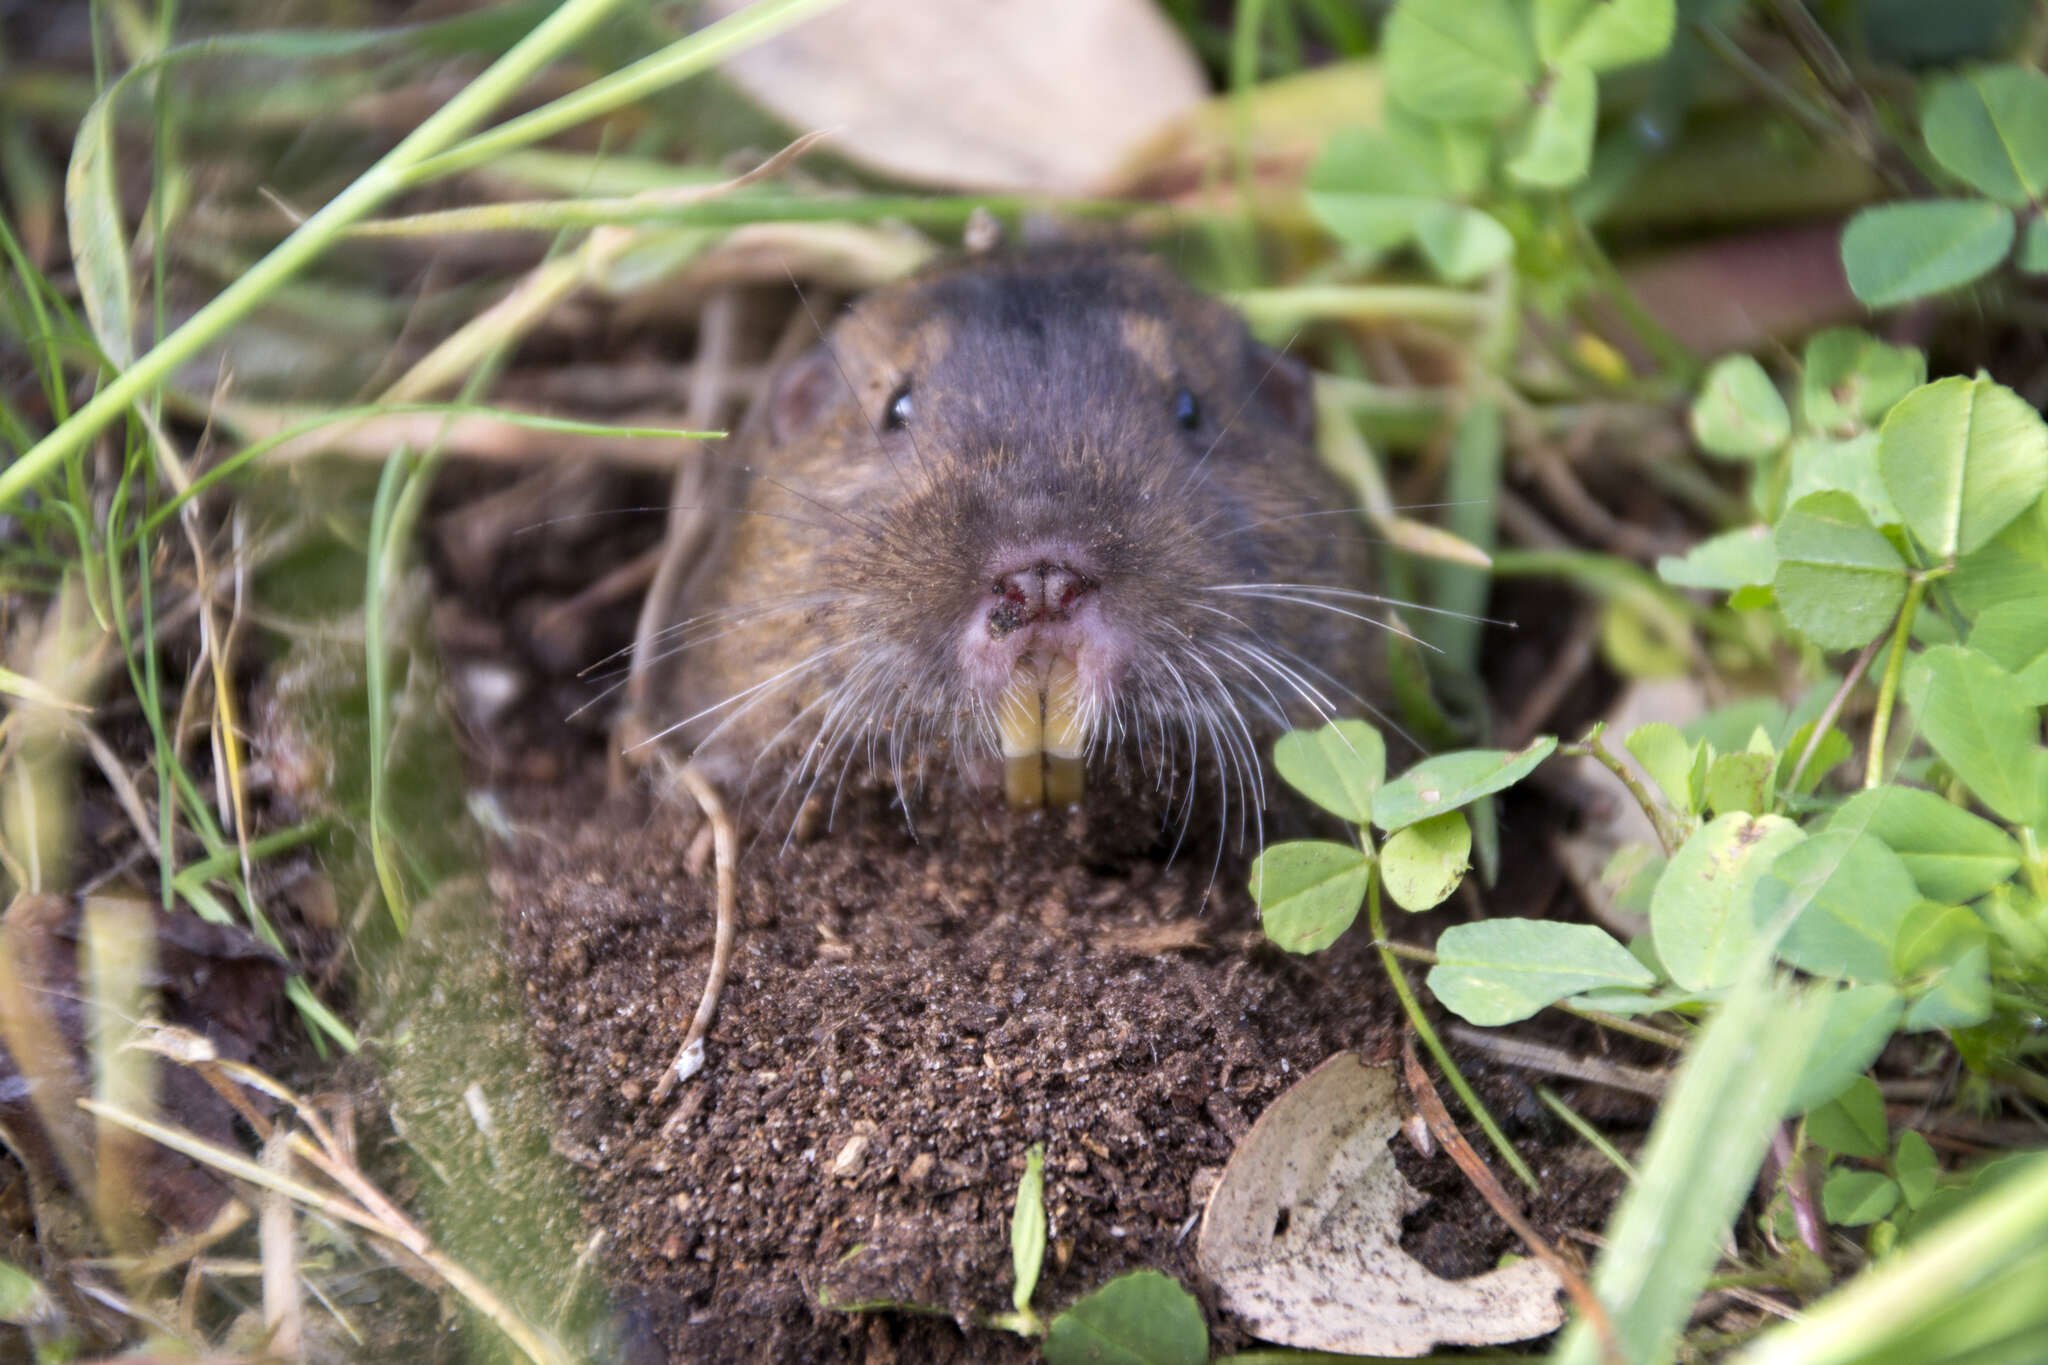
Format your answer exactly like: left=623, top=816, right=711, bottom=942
left=652, top=761, right=739, bottom=1105
left=1783, top=634, right=1881, bottom=799
left=1763, top=0, right=1923, bottom=196
left=1765, top=0, right=1855, bottom=98
left=1526, top=448, right=1676, bottom=561
left=1446, top=1025, right=1672, bottom=1099
left=123, top=1200, right=251, bottom=1279
left=1402, top=1037, right=1620, bottom=1364
left=1502, top=609, right=1602, bottom=749
left=1689, top=20, right=1870, bottom=174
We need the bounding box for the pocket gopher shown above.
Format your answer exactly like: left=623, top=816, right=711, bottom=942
left=650, top=251, right=1383, bottom=841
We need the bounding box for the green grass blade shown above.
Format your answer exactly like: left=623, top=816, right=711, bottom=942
left=1735, top=1154, right=2048, bottom=1365
left=348, top=191, right=1142, bottom=238
left=170, top=820, right=328, bottom=888
left=1553, top=970, right=1820, bottom=1364
left=363, top=446, right=414, bottom=933
left=0, top=0, right=658, bottom=508
left=0, top=206, right=78, bottom=425
left=285, top=977, right=360, bottom=1052
left=399, top=0, right=844, bottom=186
left=106, top=468, right=179, bottom=908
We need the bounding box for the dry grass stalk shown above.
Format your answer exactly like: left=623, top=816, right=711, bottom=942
left=84, top=1032, right=575, bottom=1365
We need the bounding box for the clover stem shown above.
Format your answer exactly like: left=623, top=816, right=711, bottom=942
left=2019, top=829, right=2048, bottom=902
left=1367, top=871, right=1539, bottom=1191
left=1865, top=575, right=1930, bottom=788
left=1563, top=722, right=1687, bottom=856
left=1784, top=634, right=1882, bottom=802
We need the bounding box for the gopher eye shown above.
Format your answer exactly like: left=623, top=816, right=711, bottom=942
left=1172, top=386, right=1201, bottom=431
left=884, top=383, right=914, bottom=430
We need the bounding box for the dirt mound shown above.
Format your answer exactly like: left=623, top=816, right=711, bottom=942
left=487, top=767, right=1609, bottom=1361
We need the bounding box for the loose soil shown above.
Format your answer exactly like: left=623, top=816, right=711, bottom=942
left=484, top=752, right=1625, bottom=1362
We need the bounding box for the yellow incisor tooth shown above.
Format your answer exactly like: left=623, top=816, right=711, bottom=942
left=997, top=659, right=1045, bottom=761
left=995, top=655, right=1088, bottom=809
left=1044, top=755, right=1085, bottom=808
left=1042, top=656, right=1086, bottom=806
left=1042, top=656, right=1084, bottom=760
left=998, top=657, right=1047, bottom=810
left=1005, top=754, right=1046, bottom=809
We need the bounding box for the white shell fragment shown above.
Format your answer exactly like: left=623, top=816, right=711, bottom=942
left=1196, top=1053, right=1566, bottom=1356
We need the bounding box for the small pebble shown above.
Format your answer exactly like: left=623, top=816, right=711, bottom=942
left=831, top=1133, right=870, bottom=1178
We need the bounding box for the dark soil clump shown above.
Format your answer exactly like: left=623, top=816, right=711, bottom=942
left=488, top=763, right=1616, bottom=1362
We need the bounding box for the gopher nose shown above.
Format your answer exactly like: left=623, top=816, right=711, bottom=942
left=988, top=563, right=1096, bottom=639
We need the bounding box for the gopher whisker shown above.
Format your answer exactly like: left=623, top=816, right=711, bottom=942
left=1201, top=588, right=1438, bottom=651
left=632, top=640, right=860, bottom=752
left=579, top=590, right=837, bottom=690
left=1210, top=582, right=1506, bottom=627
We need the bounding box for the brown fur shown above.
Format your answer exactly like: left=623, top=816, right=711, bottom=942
left=644, top=252, right=1382, bottom=837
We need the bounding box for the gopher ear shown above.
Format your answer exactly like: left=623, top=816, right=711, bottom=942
left=1250, top=345, right=1314, bottom=440
left=766, top=343, right=848, bottom=445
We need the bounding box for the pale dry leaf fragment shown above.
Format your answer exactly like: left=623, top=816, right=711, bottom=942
left=705, top=0, right=1206, bottom=193
left=1196, top=1053, right=1565, bottom=1356
left=1102, top=62, right=1386, bottom=203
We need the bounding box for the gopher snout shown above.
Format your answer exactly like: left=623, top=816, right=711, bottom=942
left=988, top=561, right=1098, bottom=639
